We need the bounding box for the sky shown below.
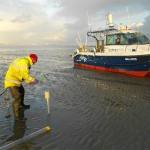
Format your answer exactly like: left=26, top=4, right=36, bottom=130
left=0, top=0, right=149, bottom=47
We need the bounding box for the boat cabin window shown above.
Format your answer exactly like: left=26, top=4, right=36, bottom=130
left=106, top=34, right=127, bottom=45
left=106, top=33, right=149, bottom=45
left=127, top=33, right=149, bottom=44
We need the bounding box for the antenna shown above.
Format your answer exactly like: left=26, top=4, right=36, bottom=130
left=126, top=7, right=129, bottom=22
left=126, top=6, right=131, bottom=26
left=87, top=11, right=92, bottom=31
left=75, top=12, right=90, bottom=49
left=77, top=32, right=82, bottom=47
left=85, top=34, right=88, bottom=46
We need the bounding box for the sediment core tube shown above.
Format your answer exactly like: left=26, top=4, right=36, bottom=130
left=0, top=126, right=51, bottom=150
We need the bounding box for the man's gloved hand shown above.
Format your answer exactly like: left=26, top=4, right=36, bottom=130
left=29, top=79, right=38, bottom=85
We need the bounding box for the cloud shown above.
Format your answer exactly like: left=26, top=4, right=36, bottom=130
left=141, top=15, right=150, bottom=38
left=56, top=0, right=150, bottom=43
left=50, top=0, right=148, bottom=45
left=11, top=14, right=32, bottom=23
left=0, top=0, right=66, bottom=46
left=58, top=0, right=149, bottom=17
left=0, top=0, right=149, bottom=46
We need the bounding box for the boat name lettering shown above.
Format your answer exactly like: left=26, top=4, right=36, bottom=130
left=125, top=58, right=137, bottom=61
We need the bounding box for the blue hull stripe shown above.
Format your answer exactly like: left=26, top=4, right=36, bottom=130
left=74, top=54, right=150, bottom=71
left=74, top=54, right=150, bottom=77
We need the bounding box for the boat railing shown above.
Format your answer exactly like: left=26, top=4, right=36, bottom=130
left=105, top=44, right=150, bottom=54
left=74, top=44, right=150, bottom=55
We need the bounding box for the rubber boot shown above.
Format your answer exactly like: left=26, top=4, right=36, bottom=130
left=21, top=104, right=30, bottom=109
left=12, top=102, right=20, bottom=120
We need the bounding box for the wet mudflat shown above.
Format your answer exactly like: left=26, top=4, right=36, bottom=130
left=0, top=48, right=150, bottom=150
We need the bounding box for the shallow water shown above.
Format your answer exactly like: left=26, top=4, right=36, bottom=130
left=0, top=48, right=150, bottom=150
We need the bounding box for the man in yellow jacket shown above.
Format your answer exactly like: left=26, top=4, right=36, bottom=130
left=4, top=54, right=38, bottom=119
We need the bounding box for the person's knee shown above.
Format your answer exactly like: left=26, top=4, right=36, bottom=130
left=13, top=93, right=22, bottom=105
left=14, top=92, right=21, bottom=100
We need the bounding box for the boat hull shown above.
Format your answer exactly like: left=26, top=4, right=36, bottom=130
left=74, top=54, right=150, bottom=77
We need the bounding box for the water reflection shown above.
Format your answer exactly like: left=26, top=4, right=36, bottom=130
left=6, top=109, right=26, bottom=141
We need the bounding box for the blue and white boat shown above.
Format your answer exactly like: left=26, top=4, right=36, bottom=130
left=73, top=14, right=150, bottom=77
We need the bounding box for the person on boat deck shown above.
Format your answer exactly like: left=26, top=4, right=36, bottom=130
left=116, top=34, right=121, bottom=44
left=4, top=54, right=38, bottom=119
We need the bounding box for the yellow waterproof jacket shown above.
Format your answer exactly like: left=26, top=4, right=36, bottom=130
left=4, top=56, right=35, bottom=88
